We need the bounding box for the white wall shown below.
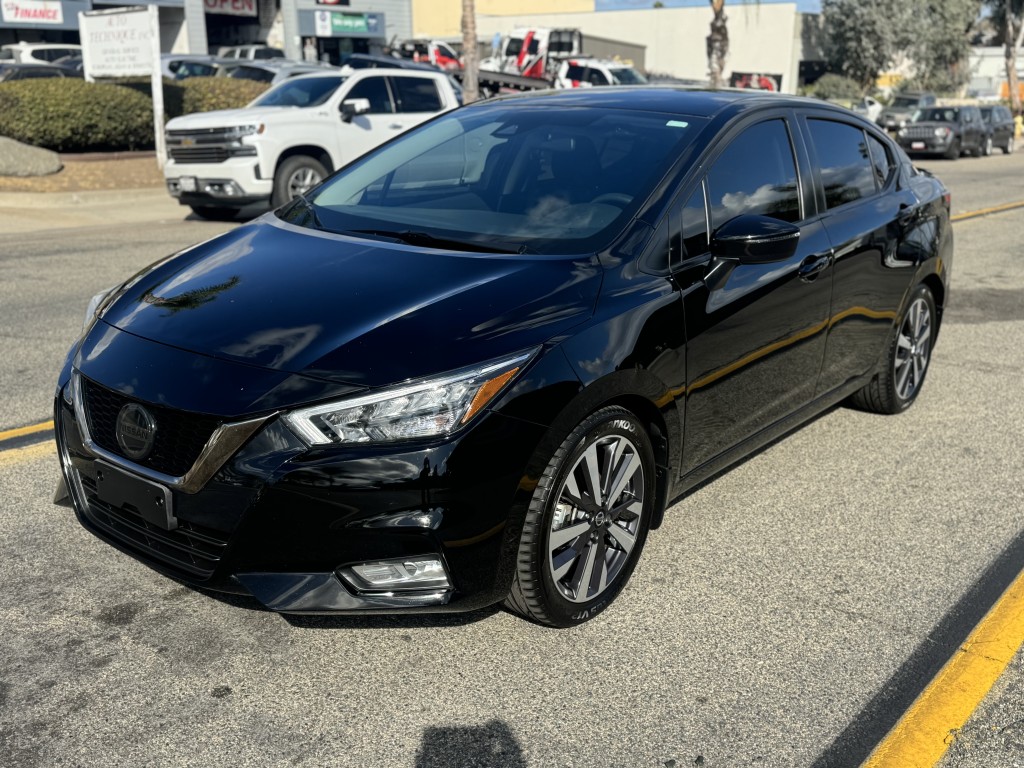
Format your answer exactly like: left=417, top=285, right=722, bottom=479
left=476, top=3, right=801, bottom=92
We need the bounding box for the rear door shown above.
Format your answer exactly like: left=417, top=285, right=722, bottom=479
left=676, top=112, right=834, bottom=473
left=798, top=112, right=917, bottom=395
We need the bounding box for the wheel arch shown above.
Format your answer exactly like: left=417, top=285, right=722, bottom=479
left=274, top=145, right=334, bottom=176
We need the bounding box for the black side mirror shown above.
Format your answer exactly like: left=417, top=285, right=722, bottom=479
left=711, top=214, right=801, bottom=264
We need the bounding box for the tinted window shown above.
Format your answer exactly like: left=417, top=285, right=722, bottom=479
left=915, top=107, right=960, bottom=123
left=346, top=76, right=394, bottom=114
left=586, top=68, right=609, bottom=86
left=228, top=66, right=273, bottom=82
left=679, top=184, right=708, bottom=262
left=251, top=76, right=344, bottom=108
left=392, top=77, right=442, bottom=113
left=706, top=119, right=800, bottom=227
left=866, top=133, right=893, bottom=190
left=564, top=64, right=586, bottom=82
left=807, top=119, right=875, bottom=209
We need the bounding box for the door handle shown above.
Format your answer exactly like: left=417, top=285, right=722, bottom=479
left=797, top=254, right=829, bottom=281
left=388, top=123, right=403, bottom=130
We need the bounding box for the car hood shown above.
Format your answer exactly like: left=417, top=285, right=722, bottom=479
left=166, top=107, right=289, bottom=130
left=97, top=216, right=603, bottom=391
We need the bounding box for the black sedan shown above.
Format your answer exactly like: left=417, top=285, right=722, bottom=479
left=55, top=89, right=952, bottom=627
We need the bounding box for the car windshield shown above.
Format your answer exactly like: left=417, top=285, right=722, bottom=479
left=980, top=107, right=995, bottom=122
left=284, top=105, right=707, bottom=255
left=892, top=96, right=921, bottom=109
left=913, top=107, right=958, bottom=123
left=610, top=67, right=647, bottom=85
left=250, top=76, right=345, bottom=107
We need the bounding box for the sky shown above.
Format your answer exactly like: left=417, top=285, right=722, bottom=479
left=595, top=0, right=823, bottom=12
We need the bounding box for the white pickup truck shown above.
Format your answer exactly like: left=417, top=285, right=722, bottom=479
left=164, top=68, right=461, bottom=219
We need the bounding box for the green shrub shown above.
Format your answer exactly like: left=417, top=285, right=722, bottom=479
left=811, top=73, right=863, bottom=101
left=110, top=77, right=186, bottom=119
left=0, top=79, right=154, bottom=151
left=180, top=77, right=269, bottom=115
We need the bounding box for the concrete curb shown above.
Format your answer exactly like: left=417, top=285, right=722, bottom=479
left=0, top=187, right=170, bottom=208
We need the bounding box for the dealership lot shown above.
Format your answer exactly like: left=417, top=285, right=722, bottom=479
left=1, top=155, right=1023, bottom=766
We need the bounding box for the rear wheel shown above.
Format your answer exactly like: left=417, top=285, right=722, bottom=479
left=850, top=284, right=936, bottom=414
left=272, top=155, right=327, bottom=208
left=1004, top=136, right=1015, bottom=155
left=979, top=136, right=993, bottom=157
left=505, top=406, right=656, bottom=627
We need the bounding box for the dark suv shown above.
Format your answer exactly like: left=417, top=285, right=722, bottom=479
left=980, top=104, right=1015, bottom=154
left=897, top=105, right=990, bottom=159
left=877, top=91, right=937, bottom=131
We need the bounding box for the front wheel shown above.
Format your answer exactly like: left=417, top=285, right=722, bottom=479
left=944, top=139, right=961, bottom=160
left=850, top=284, right=936, bottom=414
left=505, top=406, right=656, bottom=627
left=272, top=155, right=327, bottom=208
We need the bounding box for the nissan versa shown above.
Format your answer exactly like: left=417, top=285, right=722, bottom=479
left=55, top=89, right=952, bottom=627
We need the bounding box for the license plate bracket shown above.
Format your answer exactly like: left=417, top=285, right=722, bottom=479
left=92, top=460, right=177, bottom=530
left=179, top=176, right=197, bottom=193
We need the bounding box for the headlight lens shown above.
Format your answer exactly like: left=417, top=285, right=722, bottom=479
left=284, top=351, right=535, bottom=445
left=934, top=127, right=950, bottom=137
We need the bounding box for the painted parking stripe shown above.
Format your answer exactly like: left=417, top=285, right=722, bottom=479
left=862, top=568, right=1024, bottom=767
left=951, top=200, right=1024, bottom=222
left=0, top=420, right=54, bottom=453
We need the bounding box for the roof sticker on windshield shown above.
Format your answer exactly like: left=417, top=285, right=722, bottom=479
left=666, top=120, right=689, bottom=128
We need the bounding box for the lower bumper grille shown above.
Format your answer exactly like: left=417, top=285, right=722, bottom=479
left=78, top=471, right=228, bottom=578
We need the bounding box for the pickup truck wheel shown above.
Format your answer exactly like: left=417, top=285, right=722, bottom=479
left=272, top=156, right=327, bottom=208
left=189, top=206, right=239, bottom=221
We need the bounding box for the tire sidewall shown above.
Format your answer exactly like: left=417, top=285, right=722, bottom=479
left=889, top=285, right=937, bottom=411
left=272, top=156, right=327, bottom=208
left=529, top=408, right=656, bottom=627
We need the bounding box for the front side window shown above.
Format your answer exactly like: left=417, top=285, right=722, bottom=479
left=250, top=76, right=345, bottom=108
left=292, top=107, right=707, bottom=255
left=392, top=77, right=442, bottom=113
left=706, top=119, right=800, bottom=228
left=346, top=76, right=394, bottom=114
left=807, top=119, right=876, bottom=209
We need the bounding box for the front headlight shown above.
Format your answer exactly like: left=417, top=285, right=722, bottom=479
left=284, top=351, right=536, bottom=445
left=934, top=127, right=951, bottom=137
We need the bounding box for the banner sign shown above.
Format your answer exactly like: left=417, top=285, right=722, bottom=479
left=315, top=11, right=377, bottom=36
left=1, top=0, right=64, bottom=25
left=203, top=0, right=256, bottom=18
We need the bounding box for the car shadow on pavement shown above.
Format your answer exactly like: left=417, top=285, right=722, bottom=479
left=415, top=719, right=527, bottom=768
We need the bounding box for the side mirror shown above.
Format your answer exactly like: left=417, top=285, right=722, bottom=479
left=711, top=214, right=801, bottom=264
left=340, top=97, right=371, bottom=123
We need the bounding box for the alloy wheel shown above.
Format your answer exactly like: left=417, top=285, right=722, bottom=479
left=547, top=434, right=645, bottom=603
left=894, top=296, right=932, bottom=401
left=287, top=167, right=323, bottom=200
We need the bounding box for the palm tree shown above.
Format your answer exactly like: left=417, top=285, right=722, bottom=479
left=994, top=0, right=1024, bottom=115
left=707, top=0, right=729, bottom=89
left=461, top=0, right=479, bottom=102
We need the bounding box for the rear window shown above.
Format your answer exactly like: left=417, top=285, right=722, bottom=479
left=392, top=77, right=442, bottom=113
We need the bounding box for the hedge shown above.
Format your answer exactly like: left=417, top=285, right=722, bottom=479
left=0, top=79, right=154, bottom=152
left=0, top=77, right=269, bottom=152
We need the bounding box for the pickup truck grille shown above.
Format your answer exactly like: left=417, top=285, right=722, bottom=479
left=166, top=128, right=255, bottom=164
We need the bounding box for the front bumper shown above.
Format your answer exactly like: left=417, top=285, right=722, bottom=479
left=897, top=135, right=956, bottom=155
left=55, top=371, right=549, bottom=615
left=164, top=157, right=273, bottom=209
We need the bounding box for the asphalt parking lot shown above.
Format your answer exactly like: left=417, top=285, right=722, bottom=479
left=1, top=153, right=1023, bottom=767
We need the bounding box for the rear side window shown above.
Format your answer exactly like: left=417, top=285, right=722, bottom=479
left=586, top=68, right=609, bottom=86
left=564, top=64, right=586, bottom=82
left=347, top=76, right=394, bottom=114
left=707, top=119, right=801, bottom=227
left=866, top=133, right=893, bottom=190
left=391, top=76, right=442, bottom=113
left=807, top=119, right=876, bottom=209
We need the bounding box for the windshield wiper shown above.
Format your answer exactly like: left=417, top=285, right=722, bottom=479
left=346, top=229, right=530, bottom=254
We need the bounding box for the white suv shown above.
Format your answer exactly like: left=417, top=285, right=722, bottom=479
left=554, top=58, right=647, bottom=88
left=164, top=68, right=460, bottom=219
left=1, top=42, right=81, bottom=65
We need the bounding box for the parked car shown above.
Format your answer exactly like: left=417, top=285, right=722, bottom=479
left=0, top=42, right=81, bottom=65
left=59, top=88, right=952, bottom=627
left=0, top=62, right=81, bottom=81
left=215, top=59, right=336, bottom=85
left=877, top=91, right=937, bottom=131
left=980, top=104, right=1015, bottom=154
left=554, top=57, right=647, bottom=87
left=163, top=68, right=460, bottom=218
left=162, top=54, right=223, bottom=80
left=852, top=96, right=882, bottom=122
left=896, top=105, right=990, bottom=159
left=217, top=44, right=284, bottom=60
left=340, top=53, right=439, bottom=72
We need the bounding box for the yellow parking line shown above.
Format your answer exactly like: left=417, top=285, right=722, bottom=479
left=0, top=420, right=53, bottom=443
left=862, top=568, right=1024, bottom=767
left=0, top=440, right=55, bottom=467
left=951, top=200, right=1024, bottom=222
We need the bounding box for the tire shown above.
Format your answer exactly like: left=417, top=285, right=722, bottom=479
left=850, top=284, right=936, bottom=414
left=944, top=139, right=960, bottom=160
left=979, top=136, right=993, bottom=157
left=189, top=206, right=239, bottom=221
left=1004, top=136, right=1015, bottom=155
left=272, top=155, right=327, bottom=208
left=505, top=406, right=656, bottom=627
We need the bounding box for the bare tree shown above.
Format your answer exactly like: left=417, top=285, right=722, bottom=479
left=706, top=0, right=729, bottom=88
left=461, top=0, right=479, bottom=103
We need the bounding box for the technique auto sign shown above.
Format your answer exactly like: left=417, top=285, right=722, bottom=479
left=1, top=0, right=63, bottom=24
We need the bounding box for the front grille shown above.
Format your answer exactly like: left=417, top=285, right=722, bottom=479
left=169, top=146, right=230, bottom=164
left=79, top=473, right=228, bottom=577
left=82, top=377, right=220, bottom=478
left=903, top=126, right=945, bottom=140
